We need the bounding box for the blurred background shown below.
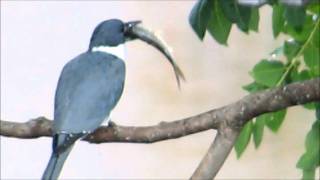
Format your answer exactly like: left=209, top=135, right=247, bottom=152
left=1, top=1, right=318, bottom=179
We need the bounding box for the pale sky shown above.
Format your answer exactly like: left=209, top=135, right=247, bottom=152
left=1, top=1, right=318, bottom=179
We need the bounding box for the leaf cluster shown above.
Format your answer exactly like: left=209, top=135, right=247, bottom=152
left=189, top=0, right=319, bottom=179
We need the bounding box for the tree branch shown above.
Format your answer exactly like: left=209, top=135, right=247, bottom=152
left=1, top=78, right=319, bottom=179
left=1, top=78, right=319, bottom=143
left=0, top=111, right=221, bottom=143
left=191, top=129, right=240, bottom=179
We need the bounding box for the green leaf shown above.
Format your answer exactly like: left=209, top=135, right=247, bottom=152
left=234, top=5, right=252, bottom=32
left=304, top=45, right=320, bottom=76
left=249, top=8, right=259, bottom=32
left=312, top=22, right=319, bottom=47
left=235, top=121, right=253, bottom=158
left=284, top=40, right=301, bottom=61
left=305, top=120, right=320, bottom=157
left=303, top=101, right=319, bottom=111
left=291, top=69, right=311, bottom=82
left=304, top=102, right=316, bottom=110
left=316, top=103, right=320, bottom=120
left=207, top=0, right=232, bottom=45
left=251, top=60, right=285, bottom=87
left=265, top=110, right=287, bottom=132
left=298, top=70, right=312, bottom=80
left=284, top=15, right=314, bottom=42
left=297, top=120, right=320, bottom=171
left=284, top=6, right=306, bottom=29
left=272, top=4, right=285, bottom=38
left=267, top=0, right=277, bottom=5
left=189, top=0, right=212, bottom=40
left=218, top=0, right=238, bottom=23
left=253, top=118, right=265, bottom=148
left=307, top=3, right=320, bottom=14
left=297, top=153, right=318, bottom=170
left=219, top=0, right=252, bottom=32
left=302, top=169, right=316, bottom=180
left=289, top=66, right=300, bottom=83
left=242, top=81, right=267, bottom=93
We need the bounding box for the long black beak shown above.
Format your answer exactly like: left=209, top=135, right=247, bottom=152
left=124, top=21, right=185, bottom=89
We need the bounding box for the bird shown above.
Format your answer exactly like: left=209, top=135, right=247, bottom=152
left=42, top=19, right=184, bottom=180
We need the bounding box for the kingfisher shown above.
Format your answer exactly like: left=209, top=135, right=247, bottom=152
left=42, top=19, right=184, bottom=180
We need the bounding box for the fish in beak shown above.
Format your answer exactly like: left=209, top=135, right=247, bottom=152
left=124, top=21, right=185, bottom=89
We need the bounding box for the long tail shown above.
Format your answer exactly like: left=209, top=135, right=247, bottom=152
left=42, top=145, right=73, bottom=180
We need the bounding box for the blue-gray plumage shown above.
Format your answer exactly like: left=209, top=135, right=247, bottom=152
left=54, top=52, right=125, bottom=133
left=43, top=52, right=125, bottom=180
left=42, top=19, right=184, bottom=180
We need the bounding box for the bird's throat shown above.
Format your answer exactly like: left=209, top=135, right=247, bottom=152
left=91, top=44, right=126, bottom=60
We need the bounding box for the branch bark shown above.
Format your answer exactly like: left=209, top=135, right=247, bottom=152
left=191, top=129, right=240, bottom=179
left=1, top=78, right=320, bottom=179
left=0, top=111, right=220, bottom=143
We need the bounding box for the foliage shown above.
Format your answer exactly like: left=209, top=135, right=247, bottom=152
left=189, top=0, right=320, bottom=179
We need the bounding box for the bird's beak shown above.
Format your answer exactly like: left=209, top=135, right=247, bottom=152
left=124, top=21, right=185, bottom=89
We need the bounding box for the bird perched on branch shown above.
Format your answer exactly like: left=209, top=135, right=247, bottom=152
left=42, top=19, right=184, bottom=180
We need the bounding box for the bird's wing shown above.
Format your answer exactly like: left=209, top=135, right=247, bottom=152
left=53, top=52, right=125, bottom=134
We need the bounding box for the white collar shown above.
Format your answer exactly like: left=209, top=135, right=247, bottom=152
left=91, top=44, right=126, bottom=60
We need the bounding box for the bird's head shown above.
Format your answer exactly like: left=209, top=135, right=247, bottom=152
left=89, top=19, right=185, bottom=88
